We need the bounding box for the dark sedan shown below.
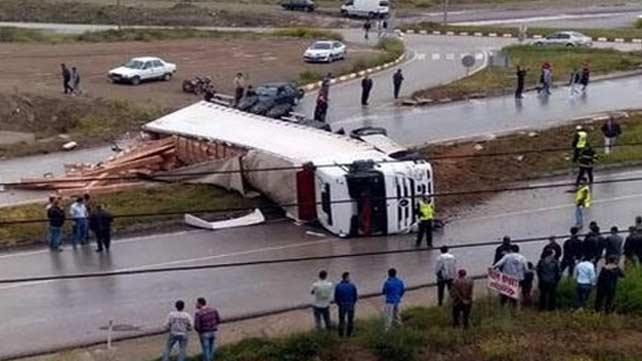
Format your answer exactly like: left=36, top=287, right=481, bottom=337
left=238, top=82, right=304, bottom=119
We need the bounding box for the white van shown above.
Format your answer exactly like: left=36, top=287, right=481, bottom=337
left=341, top=0, right=390, bottom=18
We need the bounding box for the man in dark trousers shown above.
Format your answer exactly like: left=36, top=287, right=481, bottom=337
left=561, top=227, right=582, bottom=276
left=363, top=19, right=372, bottom=40
left=392, top=69, right=404, bottom=99
left=61, top=63, right=73, bottom=95
left=541, top=236, right=562, bottom=261
left=601, top=116, right=622, bottom=155
left=415, top=195, right=434, bottom=248
left=576, top=145, right=597, bottom=186
left=537, top=249, right=561, bottom=311
left=515, top=66, right=527, bottom=99
left=89, top=204, right=114, bottom=252
left=334, top=272, right=358, bottom=337
left=361, top=75, right=373, bottom=106
left=314, top=94, right=328, bottom=122
left=494, top=236, right=512, bottom=265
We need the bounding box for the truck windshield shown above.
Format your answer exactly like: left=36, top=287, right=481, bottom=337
left=124, top=60, right=144, bottom=69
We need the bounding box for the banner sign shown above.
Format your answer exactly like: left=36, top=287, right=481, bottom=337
left=487, top=267, right=520, bottom=300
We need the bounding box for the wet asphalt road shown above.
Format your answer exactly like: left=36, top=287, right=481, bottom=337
left=2, top=167, right=642, bottom=358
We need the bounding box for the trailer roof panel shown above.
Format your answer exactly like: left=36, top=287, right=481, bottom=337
left=143, top=101, right=387, bottom=164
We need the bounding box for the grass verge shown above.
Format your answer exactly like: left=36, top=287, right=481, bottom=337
left=419, top=110, right=642, bottom=213
left=272, top=27, right=343, bottom=41
left=146, top=264, right=642, bottom=361
left=403, top=21, right=642, bottom=41
left=0, top=184, right=260, bottom=248
left=412, top=45, right=642, bottom=101
left=296, top=37, right=405, bottom=85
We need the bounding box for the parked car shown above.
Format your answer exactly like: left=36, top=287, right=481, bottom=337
left=108, top=57, right=176, bottom=85
left=238, top=82, right=304, bottom=118
left=533, top=31, right=593, bottom=47
left=340, top=0, right=390, bottom=18
left=281, top=0, right=315, bottom=11
left=304, top=41, right=347, bottom=63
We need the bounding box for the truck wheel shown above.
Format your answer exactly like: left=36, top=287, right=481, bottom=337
left=131, top=76, right=141, bottom=86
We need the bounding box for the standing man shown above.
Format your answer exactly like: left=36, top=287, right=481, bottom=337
left=434, top=246, right=457, bottom=306
left=310, top=270, right=333, bottom=330
left=194, top=297, right=220, bottom=361
left=320, top=72, right=332, bottom=100
left=415, top=195, right=434, bottom=248
left=580, top=64, right=591, bottom=93
left=541, top=236, right=562, bottom=261
left=233, top=73, right=245, bottom=106
left=575, top=177, right=591, bottom=229
left=604, top=226, right=624, bottom=260
left=561, top=227, right=582, bottom=277
left=451, top=269, right=474, bottom=329
left=494, top=236, right=512, bottom=265
left=601, top=116, right=622, bottom=155
left=569, top=67, right=582, bottom=96
left=89, top=204, right=113, bottom=252
left=69, top=196, right=88, bottom=249
left=47, top=198, right=65, bottom=252
left=61, top=63, right=72, bottom=94
left=392, top=69, right=404, bottom=99
left=624, top=226, right=642, bottom=262
left=361, top=75, right=373, bottom=106
left=382, top=268, right=405, bottom=331
left=363, top=19, right=372, bottom=40
left=314, top=94, right=328, bottom=122
left=575, top=146, right=597, bottom=186
left=594, top=255, right=624, bottom=313
left=542, top=63, right=553, bottom=96
left=71, top=66, right=81, bottom=95
left=162, top=300, right=193, bottom=361
left=574, top=257, right=596, bottom=310
left=334, top=272, right=358, bottom=337
left=493, top=245, right=527, bottom=307
left=537, top=249, right=561, bottom=311
left=515, top=66, right=527, bottom=99
left=572, top=125, right=588, bottom=163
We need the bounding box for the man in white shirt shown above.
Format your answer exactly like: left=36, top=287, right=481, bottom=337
left=434, top=246, right=457, bottom=306
left=162, top=300, right=193, bottom=361
left=69, top=196, right=88, bottom=249
left=574, top=256, right=597, bottom=309
left=310, top=270, right=334, bottom=330
left=493, top=244, right=527, bottom=307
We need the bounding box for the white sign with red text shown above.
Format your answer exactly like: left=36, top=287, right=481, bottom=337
left=487, top=267, right=520, bottom=300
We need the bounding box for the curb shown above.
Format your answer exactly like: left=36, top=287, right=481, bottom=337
left=405, top=68, right=642, bottom=108
left=2, top=275, right=487, bottom=361
left=395, top=28, right=642, bottom=45
left=301, top=51, right=406, bottom=92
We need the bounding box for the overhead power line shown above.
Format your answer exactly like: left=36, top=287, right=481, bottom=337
left=3, top=140, right=642, bottom=187
left=2, top=175, right=642, bottom=226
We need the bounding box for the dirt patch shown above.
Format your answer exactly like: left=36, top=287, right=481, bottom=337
left=0, top=0, right=353, bottom=28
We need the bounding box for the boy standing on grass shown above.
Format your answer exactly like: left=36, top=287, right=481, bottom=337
left=382, top=268, right=405, bottom=331
left=451, top=269, right=474, bottom=329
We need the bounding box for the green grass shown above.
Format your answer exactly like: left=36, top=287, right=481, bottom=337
left=144, top=266, right=642, bottom=361
left=636, top=18, right=642, bottom=29
left=403, top=21, right=642, bottom=41
left=0, top=184, right=259, bottom=248
left=413, top=45, right=642, bottom=100
left=272, top=28, right=344, bottom=41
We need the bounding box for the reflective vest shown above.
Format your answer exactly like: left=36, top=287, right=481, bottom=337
left=576, top=185, right=591, bottom=208
left=576, top=131, right=588, bottom=149
left=418, top=201, right=434, bottom=221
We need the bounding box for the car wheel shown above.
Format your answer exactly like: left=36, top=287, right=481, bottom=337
left=566, top=43, right=575, bottom=47
left=534, top=42, right=543, bottom=46
left=163, top=73, right=172, bottom=81
left=131, top=76, right=141, bottom=86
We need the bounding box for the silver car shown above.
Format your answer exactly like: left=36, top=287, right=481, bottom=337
left=534, top=31, right=593, bottom=47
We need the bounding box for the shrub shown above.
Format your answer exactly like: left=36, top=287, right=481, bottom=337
left=357, top=319, right=425, bottom=361
left=272, top=28, right=344, bottom=41
left=636, top=18, right=642, bottom=29
left=297, top=70, right=323, bottom=85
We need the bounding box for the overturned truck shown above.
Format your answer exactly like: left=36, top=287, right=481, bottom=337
left=143, top=101, right=434, bottom=237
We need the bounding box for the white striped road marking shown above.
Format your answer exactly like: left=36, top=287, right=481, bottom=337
left=475, top=53, right=484, bottom=60
left=446, top=53, right=455, bottom=60
left=431, top=53, right=441, bottom=60
left=416, top=53, right=426, bottom=60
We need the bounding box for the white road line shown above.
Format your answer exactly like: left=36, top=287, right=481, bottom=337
left=445, top=53, right=455, bottom=60
left=416, top=53, right=426, bottom=60
left=0, top=239, right=335, bottom=291
left=431, top=53, right=441, bottom=60
left=453, top=12, right=630, bottom=26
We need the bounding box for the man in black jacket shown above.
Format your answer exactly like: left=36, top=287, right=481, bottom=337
left=61, top=63, right=73, bottom=95
left=392, top=69, right=404, bottom=99
left=537, top=249, right=561, bottom=311
left=601, top=116, right=622, bottom=155
left=576, top=146, right=597, bottom=186
left=361, top=75, right=373, bottom=106
left=582, top=222, right=604, bottom=264
left=561, top=227, right=582, bottom=276
left=541, top=236, right=562, bottom=261
left=47, top=199, right=65, bottom=251
left=89, top=204, right=114, bottom=252
left=493, top=236, right=512, bottom=265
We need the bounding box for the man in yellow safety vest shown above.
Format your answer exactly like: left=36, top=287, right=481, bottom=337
left=575, top=177, right=592, bottom=229
left=572, top=125, right=588, bottom=163
left=416, top=196, right=435, bottom=248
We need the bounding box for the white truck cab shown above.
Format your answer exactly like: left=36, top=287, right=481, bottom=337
left=341, top=0, right=390, bottom=18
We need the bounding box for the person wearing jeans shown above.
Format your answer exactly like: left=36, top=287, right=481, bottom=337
left=334, top=272, right=358, bottom=337
left=69, top=197, right=88, bottom=249
left=194, top=297, right=220, bottom=361
left=434, top=246, right=457, bottom=306
left=162, top=300, right=193, bottom=361
left=310, top=270, right=333, bottom=330
left=382, top=268, right=405, bottom=331
left=601, top=117, right=622, bottom=155
left=574, top=257, right=596, bottom=309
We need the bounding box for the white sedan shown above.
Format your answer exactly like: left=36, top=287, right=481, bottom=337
left=533, top=31, right=593, bottom=47
left=108, top=57, right=176, bottom=85
left=303, top=41, right=347, bottom=63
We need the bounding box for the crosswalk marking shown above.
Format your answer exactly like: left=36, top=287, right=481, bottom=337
left=431, top=53, right=441, bottom=60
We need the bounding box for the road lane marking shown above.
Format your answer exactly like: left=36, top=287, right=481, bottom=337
left=0, top=239, right=335, bottom=291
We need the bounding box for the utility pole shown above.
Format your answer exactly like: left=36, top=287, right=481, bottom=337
left=117, top=0, right=123, bottom=31
left=442, top=0, right=449, bottom=25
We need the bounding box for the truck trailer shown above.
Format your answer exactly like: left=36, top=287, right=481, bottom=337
left=143, top=101, right=433, bottom=237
